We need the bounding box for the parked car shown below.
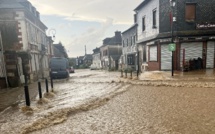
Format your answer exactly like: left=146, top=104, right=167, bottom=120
left=69, top=66, right=75, bottom=73
left=90, top=64, right=97, bottom=70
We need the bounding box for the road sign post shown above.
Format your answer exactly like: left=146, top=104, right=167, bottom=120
left=168, top=43, right=176, bottom=76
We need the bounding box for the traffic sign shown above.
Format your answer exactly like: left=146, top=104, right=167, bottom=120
left=168, top=43, right=176, bottom=51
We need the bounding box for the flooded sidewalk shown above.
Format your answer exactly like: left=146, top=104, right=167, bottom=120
left=0, top=80, right=47, bottom=112
left=1, top=69, right=215, bottom=112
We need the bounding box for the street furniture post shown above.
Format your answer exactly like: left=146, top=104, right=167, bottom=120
left=38, top=81, right=42, bottom=99
left=45, top=78, right=49, bottom=93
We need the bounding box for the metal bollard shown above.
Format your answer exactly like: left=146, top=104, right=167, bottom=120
left=51, top=78, right=54, bottom=91
left=38, top=81, right=42, bottom=99
left=24, top=85, right=30, bottom=106
left=130, top=71, right=132, bottom=79
left=45, top=78, right=49, bottom=93
left=125, top=70, right=127, bottom=78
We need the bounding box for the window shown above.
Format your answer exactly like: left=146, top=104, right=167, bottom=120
left=133, top=36, right=136, bottom=45
left=122, top=40, right=125, bottom=47
left=185, top=3, right=196, bottom=22
left=131, top=36, right=133, bottom=45
left=149, top=45, right=157, bottom=61
left=142, top=17, right=145, bottom=31
left=127, top=54, right=135, bottom=65
left=152, top=9, right=157, bottom=28
left=127, top=39, right=129, bottom=46
left=143, top=45, right=146, bottom=62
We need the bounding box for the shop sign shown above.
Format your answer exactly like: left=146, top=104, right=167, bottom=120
left=196, top=22, right=215, bottom=30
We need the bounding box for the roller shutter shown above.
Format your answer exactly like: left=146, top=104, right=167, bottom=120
left=180, top=42, right=203, bottom=67
left=149, top=45, right=157, bottom=61
left=161, top=44, right=171, bottom=70
left=206, top=41, right=215, bottom=68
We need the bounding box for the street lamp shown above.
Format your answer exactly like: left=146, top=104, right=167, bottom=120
left=170, top=0, right=176, bottom=76
left=48, top=28, right=56, bottom=41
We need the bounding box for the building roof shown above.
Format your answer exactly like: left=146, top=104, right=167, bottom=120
left=102, top=31, right=122, bottom=46
left=83, top=54, right=93, bottom=60
left=0, top=0, right=24, bottom=9
left=93, top=47, right=100, bottom=54
left=134, top=0, right=151, bottom=11
left=78, top=56, right=84, bottom=60
left=122, top=24, right=138, bottom=34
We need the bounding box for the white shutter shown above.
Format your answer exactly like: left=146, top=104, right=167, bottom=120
left=207, top=41, right=215, bottom=68
left=149, top=45, right=157, bottom=61
left=161, top=44, right=171, bottom=70
left=180, top=42, right=203, bottom=67
left=0, top=51, right=4, bottom=77
left=31, top=54, right=36, bottom=71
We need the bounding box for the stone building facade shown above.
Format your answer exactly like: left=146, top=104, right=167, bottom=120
left=0, top=0, right=51, bottom=88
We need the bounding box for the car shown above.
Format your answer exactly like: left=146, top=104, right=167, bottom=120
left=50, top=57, right=70, bottom=79
left=90, top=64, right=97, bottom=70
left=69, top=66, right=75, bottom=73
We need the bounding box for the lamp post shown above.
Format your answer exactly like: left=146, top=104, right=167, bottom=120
left=170, top=0, right=176, bottom=77
left=48, top=28, right=56, bottom=41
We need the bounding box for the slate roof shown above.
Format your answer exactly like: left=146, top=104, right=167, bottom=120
left=0, top=0, right=24, bottom=9
left=103, top=31, right=122, bottom=46
left=83, top=54, right=93, bottom=60
left=122, top=24, right=137, bottom=34
left=134, top=0, right=151, bottom=11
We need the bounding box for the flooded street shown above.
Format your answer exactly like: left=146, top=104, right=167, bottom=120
left=1, top=69, right=215, bottom=133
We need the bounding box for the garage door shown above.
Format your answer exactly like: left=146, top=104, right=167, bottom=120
left=207, top=41, right=215, bottom=68
left=161, top=44, right=171, bottom=70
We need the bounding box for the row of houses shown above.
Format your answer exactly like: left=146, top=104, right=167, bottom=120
left=91, top=31, right=122, bottom=70
left=92, top=0, right=215, bottom=72
left=0, top=0, right=67, bottom=88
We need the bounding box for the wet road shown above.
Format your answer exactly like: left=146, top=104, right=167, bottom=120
left=1, top=69, right=215, bottom=133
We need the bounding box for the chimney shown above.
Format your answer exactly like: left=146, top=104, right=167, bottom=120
left=115, top=31, right=121, bottom=37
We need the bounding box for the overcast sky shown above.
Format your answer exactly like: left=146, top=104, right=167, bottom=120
left=28, top=0, right=143, bottom=57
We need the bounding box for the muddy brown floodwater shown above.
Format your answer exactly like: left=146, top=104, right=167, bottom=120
left=1, top=69, right=215, bottom=134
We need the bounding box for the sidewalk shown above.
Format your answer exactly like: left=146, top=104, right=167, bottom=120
left=0, top=81, right=46, bottom=112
